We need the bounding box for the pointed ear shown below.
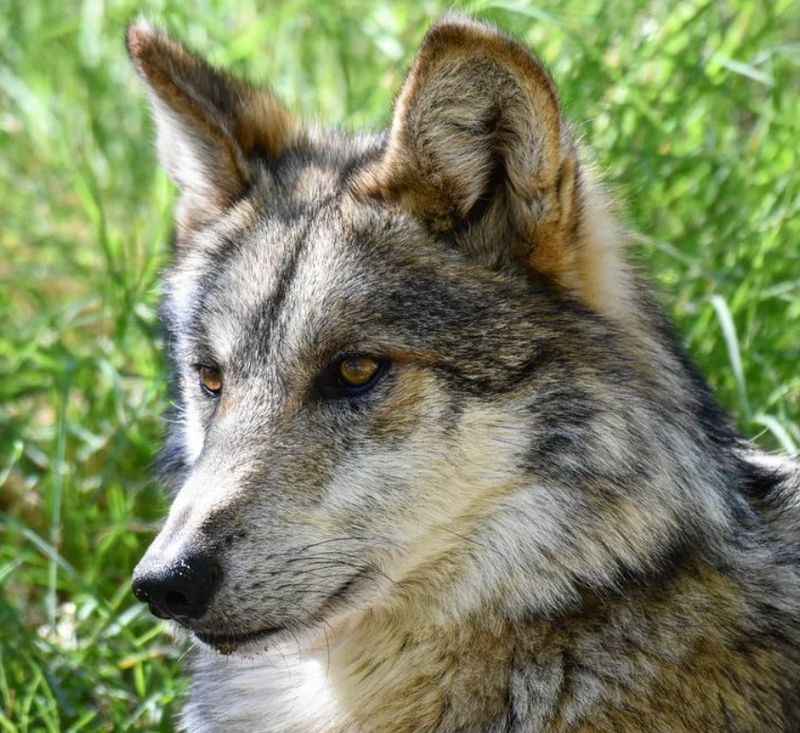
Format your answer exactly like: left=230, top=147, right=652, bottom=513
left=355, top=16, right=623, bottom=312
left=126, top=21, right=297, bottom=232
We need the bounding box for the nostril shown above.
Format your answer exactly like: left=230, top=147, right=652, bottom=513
left=164, top=589, right=192, bottom=614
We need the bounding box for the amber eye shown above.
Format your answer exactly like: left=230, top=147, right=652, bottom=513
left=339, top=356, right=380, bottom=387
left=198, top=366, right=223, bottom=397
left=318, top=354, right=388, bottom=399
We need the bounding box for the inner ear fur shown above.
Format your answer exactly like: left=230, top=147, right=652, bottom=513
left=126, top=21, right=298, bottom=231
left=355, top=16, right=620, bottom=310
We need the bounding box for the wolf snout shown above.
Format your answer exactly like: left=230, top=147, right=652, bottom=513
left=132, top=551, right=222, bottom=622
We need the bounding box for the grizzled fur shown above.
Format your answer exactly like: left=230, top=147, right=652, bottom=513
left=128, top=15, right=800, bottom=732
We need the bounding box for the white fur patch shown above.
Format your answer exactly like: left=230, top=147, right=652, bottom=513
left=184, top=642, right=342, bottom=733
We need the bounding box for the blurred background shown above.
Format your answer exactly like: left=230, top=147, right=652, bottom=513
left=1, top=0, right=798, bottom=729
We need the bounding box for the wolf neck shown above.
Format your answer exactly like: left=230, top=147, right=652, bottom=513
left=322, top=606, right=515, bottom=732
left=327, top=549, right=789, bottom=733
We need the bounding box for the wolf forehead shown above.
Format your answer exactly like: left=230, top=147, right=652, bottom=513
left=164, top=139, right=576, bottom=381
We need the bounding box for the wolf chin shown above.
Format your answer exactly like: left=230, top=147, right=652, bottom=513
left=127, top=15, right=800, bottom=732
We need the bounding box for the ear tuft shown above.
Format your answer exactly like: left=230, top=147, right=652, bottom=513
left=127, top=20, right=297, bottom=232
left=125, top=19, right=159, bottom=62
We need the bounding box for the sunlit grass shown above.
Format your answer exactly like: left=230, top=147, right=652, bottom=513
left=1, top=0, right=798, bottom=729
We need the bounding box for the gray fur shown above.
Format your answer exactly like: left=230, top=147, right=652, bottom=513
left=127, top=15, right=800, bottom=732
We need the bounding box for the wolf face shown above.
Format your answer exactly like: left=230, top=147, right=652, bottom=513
left=129, top=18, right=736, bottom=655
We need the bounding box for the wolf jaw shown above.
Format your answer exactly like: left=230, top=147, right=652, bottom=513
left=128, top=14, right=800, bottom=732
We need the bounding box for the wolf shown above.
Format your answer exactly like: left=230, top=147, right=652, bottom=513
left=127, top=14, right=800, bottom=732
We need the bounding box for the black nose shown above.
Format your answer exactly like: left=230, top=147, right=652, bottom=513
left=132, top=553, right=222, bottom=621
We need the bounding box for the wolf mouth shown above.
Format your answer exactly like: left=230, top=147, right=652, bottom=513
left=195, top=626, right=283, bottom=651
left=194, top=570, right=373, bottom=652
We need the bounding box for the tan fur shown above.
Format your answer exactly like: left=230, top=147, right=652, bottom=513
left=327, top=611, right=515, bottom=732
left=301, top=557, right=784, bottom=732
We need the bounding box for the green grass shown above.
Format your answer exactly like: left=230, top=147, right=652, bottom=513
left=1, top=0, right=798, bottom=729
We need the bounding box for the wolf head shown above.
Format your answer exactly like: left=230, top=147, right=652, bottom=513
left=129, top=16, right=736, bottom=653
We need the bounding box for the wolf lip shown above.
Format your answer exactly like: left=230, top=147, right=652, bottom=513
left=195, top=626, right=283, bottom=650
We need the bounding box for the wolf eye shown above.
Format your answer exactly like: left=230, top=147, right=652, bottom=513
left=198, top=366, right=223, bottom=397
left=339, top=356, right=380, bottom=387
left=318, top=354, right=388, bottom=399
